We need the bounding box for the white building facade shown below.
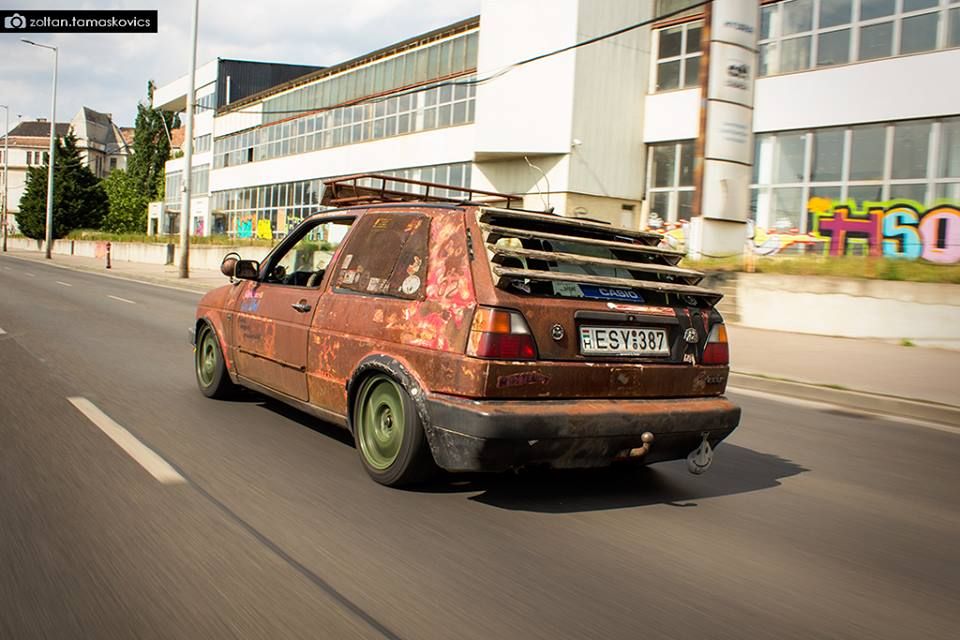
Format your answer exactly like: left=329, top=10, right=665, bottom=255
left=151, top=0, right=960, bottom=261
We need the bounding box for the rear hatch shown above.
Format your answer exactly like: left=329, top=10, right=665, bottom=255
left=475, top=207, right=724, bottom=365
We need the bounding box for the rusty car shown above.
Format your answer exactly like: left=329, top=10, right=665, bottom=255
left=191, top=175, right=740, bottom=486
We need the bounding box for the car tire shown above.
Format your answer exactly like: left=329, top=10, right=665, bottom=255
left=353, top=373, right=435, bottom=487
left=195, top=322, right=236, bottom=399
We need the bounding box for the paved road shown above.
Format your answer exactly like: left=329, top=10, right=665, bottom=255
left=1, top=254, right=958, bottom=640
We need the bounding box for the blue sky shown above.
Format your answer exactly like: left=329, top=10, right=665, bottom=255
left=1, top=0, right=480, bottom=129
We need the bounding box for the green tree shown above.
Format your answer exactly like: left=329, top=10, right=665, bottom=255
left=101, top=169, right=149, bottom=233
left=16, top=131, right=108, bottom=239
left=127, top=80, right=179, bottom=200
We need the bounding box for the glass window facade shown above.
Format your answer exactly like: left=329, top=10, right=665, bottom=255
left=646, top=140, right=696, bottom=224
left=654, top=21, right=703, bottom=91
left=164, top=164, right=210, bottom=208
left=194, top=134, right=211, bottom=154
left=210, top=161, right=471, bottom=238
left=261, top=30, right=478, bottom=124
left=751, top=116, right=960, bottom=231
left=758, top=0, right=956, bottom=76
left=214, top=80, right=476, bottom=169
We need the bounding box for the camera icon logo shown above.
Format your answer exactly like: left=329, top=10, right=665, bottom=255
left=4, top=13, right=26, bottom=29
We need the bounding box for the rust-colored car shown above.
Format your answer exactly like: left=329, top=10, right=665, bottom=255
left=192, top=201, right=740, bottom=486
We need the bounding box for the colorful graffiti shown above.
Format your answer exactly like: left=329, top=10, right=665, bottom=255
left=809, top=198, right=960, bottom=264
left=654, top=223, right=820, bottom=256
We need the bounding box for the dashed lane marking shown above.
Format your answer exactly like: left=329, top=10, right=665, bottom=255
left=67, top=397, right=185, bottom=485
left=56, top=281, right=72, bottom=287
left=107, top=295, right=136, bottom=304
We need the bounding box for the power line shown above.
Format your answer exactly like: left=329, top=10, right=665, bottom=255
left=193, top=0, right=709, bottom=117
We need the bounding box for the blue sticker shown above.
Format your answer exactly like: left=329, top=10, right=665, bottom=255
left=579, top=285, right=644, bottom=302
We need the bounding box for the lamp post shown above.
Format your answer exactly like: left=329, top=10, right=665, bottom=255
left=23, top=39, right=58, bottom=259
left=1, top=104, right=8, bottom=252
left=179, top=0, right=199, bottom=278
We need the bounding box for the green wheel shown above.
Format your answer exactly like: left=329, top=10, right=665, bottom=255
left=195, top=323, right=236, bottom=399
left=353, top=373, right=435, bottom=486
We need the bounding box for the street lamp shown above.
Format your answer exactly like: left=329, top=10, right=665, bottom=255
left=0, top=104, right=8, bottom=252
left=23, top=39, right=58, bottom=260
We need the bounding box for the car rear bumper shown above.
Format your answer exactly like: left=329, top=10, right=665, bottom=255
left=423, top=394, right=741, bottom=472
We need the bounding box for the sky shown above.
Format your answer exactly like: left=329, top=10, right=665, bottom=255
left=0, top=0, right=481, bottom=130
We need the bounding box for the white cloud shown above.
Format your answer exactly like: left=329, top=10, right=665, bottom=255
left=0, top=0, right=479, bottom=129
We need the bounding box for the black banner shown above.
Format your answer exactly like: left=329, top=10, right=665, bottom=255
left=0, top=10, right=158, bottom=33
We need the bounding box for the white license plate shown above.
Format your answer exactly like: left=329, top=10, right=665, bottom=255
left=579, top=326, right=669, bottom=356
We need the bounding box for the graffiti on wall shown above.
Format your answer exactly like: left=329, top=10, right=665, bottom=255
left=654, top=223, right=821, bottom=256
left=809, top=198, right=960, bottom=264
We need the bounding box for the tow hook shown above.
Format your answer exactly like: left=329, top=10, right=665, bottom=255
left=687, top=433, right=714, bottom=475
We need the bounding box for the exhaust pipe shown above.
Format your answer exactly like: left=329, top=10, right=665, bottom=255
left=687, top=433, right=714, bottom=475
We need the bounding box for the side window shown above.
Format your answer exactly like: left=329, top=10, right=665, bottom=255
left=334, top=213, right=430, bottom=300
left=264, top=219, right=354, bottom=287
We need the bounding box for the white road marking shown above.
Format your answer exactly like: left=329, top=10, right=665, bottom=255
left=67, top=397, right=185, bottom=484
left=56, top=280, right=72, bottom=287
left=0, top=327, right=6, bottom=335
left=107, top=295, right=136, bottom=304
left=24, top=272, right=35, bottom=277
left=728, top=387, right=960, bottom=436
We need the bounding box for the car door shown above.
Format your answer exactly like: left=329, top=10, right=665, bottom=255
left=234, top=218, right=340, bottom=401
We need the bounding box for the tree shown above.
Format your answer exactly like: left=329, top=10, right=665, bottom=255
left=127, top=80, right=179, bottom=200
left=16, top=131, right=108, bottom=239
left=101, top=169, right=149, bottom=233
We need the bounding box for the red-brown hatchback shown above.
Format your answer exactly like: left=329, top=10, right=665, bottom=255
left=192, top=203, right=740, bottom=486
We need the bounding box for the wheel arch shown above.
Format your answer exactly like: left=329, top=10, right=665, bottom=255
left=196, top=315, right=234, bottom=374
left=346, top=355, right=430, bottom=437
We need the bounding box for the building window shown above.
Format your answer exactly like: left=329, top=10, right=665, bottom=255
left=646, top=140, right=696, bottom=225
left=193, top=134, right=211, bottom=154
left=262, top=30, right=479, bottom=125
left=110, top=157, right=117, bottom=170
left=751, top=116, right=960, bottom=232
left=214, top=79, right=476, bottom=169
left=210, top=162, right=471, bottom=238
left=759, top=0, right=953, bottom=77
left=653, top=21, right=703, bottom=91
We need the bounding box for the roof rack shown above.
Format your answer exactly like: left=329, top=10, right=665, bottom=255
left=321, top=173, right=523, bottom=209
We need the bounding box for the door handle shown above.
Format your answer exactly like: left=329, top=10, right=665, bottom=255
left=291, top=301, right=312, bottom=313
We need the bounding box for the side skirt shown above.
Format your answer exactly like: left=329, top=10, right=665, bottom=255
left=231, top=373, right=350, bottom=430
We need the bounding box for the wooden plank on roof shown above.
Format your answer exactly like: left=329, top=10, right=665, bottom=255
left=492, top=266, right=722, bottom=303
left=479, top=207, right=660, bottom=243
left=480, top=223, right=686, bottom=264
left=487, top=245, right=704, bottom=285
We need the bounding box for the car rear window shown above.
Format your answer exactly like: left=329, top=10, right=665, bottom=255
left=334, top=212, right=430, bottom=300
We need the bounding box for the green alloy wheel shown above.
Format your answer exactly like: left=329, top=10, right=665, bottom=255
left=354, top=373, right=435, bottom=486
left=195, top=323, right=235, bottom=399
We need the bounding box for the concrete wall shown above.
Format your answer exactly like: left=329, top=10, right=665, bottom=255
left=734, top=273, right=960, bottom=347
left=6, top=236, right=273, bottom=271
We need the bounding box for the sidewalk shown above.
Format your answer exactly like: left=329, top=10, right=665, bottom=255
left=4, top=248, right=957, bottom=423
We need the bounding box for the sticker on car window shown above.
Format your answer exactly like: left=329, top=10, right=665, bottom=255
left=341, top=254, right=353, bottom=270
left=579, top=285, right=644, bottom=302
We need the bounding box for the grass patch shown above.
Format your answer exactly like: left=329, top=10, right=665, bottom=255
left=685, top=255, right=960, bottom=284
left=899, top=338, right=916, bottom=347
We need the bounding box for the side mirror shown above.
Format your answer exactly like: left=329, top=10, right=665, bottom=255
left=234, top=259, right=260, bottom=281
left=220, top=257, right=238, bottom=278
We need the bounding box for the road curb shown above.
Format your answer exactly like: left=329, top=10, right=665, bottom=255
left=729, top=372, right=960, bottom=427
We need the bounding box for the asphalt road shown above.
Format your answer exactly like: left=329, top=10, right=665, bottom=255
left=1, top=253, right=958, bottom=640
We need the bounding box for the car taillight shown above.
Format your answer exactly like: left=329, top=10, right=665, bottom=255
left=467, top=307, right=538, bottom=360
left=702, top=323, right=729, bottom=365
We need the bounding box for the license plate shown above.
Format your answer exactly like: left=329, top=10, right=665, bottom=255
left=579, top=326, right=669, bottom=356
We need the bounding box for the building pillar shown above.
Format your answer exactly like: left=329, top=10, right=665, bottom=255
left=689, top=0, right=758, bottom=259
